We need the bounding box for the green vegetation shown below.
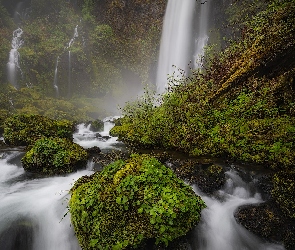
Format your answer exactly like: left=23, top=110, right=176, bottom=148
left=69, top=154, right=205, bottom=249
left=0, top=0, right=166, bottom=129
left=0, top=85, right=102, bottom=130
left=22, top=137, right=88, bottom=175
left=3, top=114, right=74, bottom=146
left=110, top=0, right=295, bottom=170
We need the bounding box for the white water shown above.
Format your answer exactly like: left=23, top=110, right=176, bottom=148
left=193, top=170, right=284, bottom=250
left=53, top=56, right=59, bottom=97
left=0, top=118, right=285, bottom=249
left=156, top=0, right=211, bottom=93
left=0, top=118, right=119, bottom=250
left=7, top=28, right=24, bottom=89
left=194, top=1, right=210, bottom=69
left=67, top=25, right=78, bottom=97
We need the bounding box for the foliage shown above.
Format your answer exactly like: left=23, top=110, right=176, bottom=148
left=90, top=119, right=104, bottom=132
left=69, top=154, right=206, bottom=249
left=3, top=114, right=74, bottom=146
left=111, top=0, right=295, bottom=169
left=21, top=137, right=88, bottom=175
left=0, top=2, right=13, bottom=83
left=272, top=170, right=295, bottom=219
left=0, top=86, right=104, bottom=130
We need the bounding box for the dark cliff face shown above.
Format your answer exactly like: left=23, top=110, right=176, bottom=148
left=104, top=0, right=167, bottom=38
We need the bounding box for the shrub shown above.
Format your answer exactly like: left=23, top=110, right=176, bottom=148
left=69, top=154, right=206, bottom=249
left=21, top=137, right=88, bottom=175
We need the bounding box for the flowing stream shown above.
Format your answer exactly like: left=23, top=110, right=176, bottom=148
left=0, top=118, right=285, bottom=250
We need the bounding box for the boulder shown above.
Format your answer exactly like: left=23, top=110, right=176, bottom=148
left=21, top=137, right=88, bottom=175
left=69, top=154, right=206, bottom=249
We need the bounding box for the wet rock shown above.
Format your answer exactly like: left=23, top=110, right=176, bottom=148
left=150, top=151, right=170, bottom=164
left=235, top=201, right=295, bottom=250
left=172, top=159, right=225, bottom=194
left=92, top=150, right=129, bottom=169
left=0, top=218, right=34, bottom=250
left=94, top=133, right=102, bottom=138
left=101, top=135, right=111, bottom=141
left=86, top=146, right=101, bottom=155
left=255, top=174, right=274, bottom=200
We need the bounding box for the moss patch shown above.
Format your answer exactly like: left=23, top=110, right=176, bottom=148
left=21, top=137, right=88, bottom=175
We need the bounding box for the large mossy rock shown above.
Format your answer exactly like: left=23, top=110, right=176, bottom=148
left=21, top=137, right=88, bottom=175
left=69, top=154, right=206, bottom=250
left=3, top=114, right=74, bottom=146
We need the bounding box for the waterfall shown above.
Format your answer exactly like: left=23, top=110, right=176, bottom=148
left=67, top=25, right=78, bottom=97
left=194, top=1, right=210, bottom=69
left=156, top=0, right=211, bottom=93
left=7, top=28, right=24, bottom=89
left=53, top=56, right=60, bottom=97
left=52, top=25, right=78, bottom=97
left=68, top=51, right=71, bottom=97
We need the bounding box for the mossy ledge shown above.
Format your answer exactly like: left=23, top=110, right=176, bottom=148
left=69, top=154, right=206, bottom=250
left=3, top=114, right=74, bottom=146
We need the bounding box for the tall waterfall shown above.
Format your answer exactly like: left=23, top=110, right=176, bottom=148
left=156, top=0, right=211, bottom=93
left=7, top=28, right=24, bottom=89
left=67, top=25, right=78, bottom=97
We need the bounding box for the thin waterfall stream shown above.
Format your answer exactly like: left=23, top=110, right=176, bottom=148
left=0, top=119, right=285, bottom=250
left=7, top=28, right=24, bottom=89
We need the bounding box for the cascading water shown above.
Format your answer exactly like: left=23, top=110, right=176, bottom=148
left=0, top=117, right=120, bottom=250
left=192, top=170, right=284, bottom=250
left=156, top=0, right=211, bottom=93
left=156, top=0, right=195, bottom=93
left=7, top=28, right=24, bottom=89
left=67, top=25, right=78, bottom=97
left=53, top=56, right=60, bottom=97
left=0, top=118, right=286, bottom=249
left=52, top=25, right=78, bottom=97
left=194, top=1, right=210, bottom=69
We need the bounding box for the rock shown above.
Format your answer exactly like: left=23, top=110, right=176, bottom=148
left=235, top=201, right=295, bottom=250
left=21, top=137, right=88, bottom=175
left=69, top=154, right=206, bottom=249
left=172, top=159, right=225, bottom=194
left=86, top=146, right=101, bottom=155
left=0, top=218, right=34, bottom=250
left=92, top=150, right=129, bottom=169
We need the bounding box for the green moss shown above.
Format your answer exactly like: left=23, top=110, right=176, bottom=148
left=90, top=119, right=104, bottom=132
left=3, top=114, right=74, bottom=146
left=69, top=154, right=206, bottom=250
left=21, top=137, right=88, bottom=175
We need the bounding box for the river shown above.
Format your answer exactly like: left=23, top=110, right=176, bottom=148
left=0, top=118, right=285, bottom=250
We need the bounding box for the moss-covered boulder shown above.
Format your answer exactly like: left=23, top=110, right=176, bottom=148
left=21, top=137, right=88, bottom=175
left=3, top=114, right=74, bottom=146
left=69, top=154, right=206, bottom=249
left=89, top=119, right=104, bottom=132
